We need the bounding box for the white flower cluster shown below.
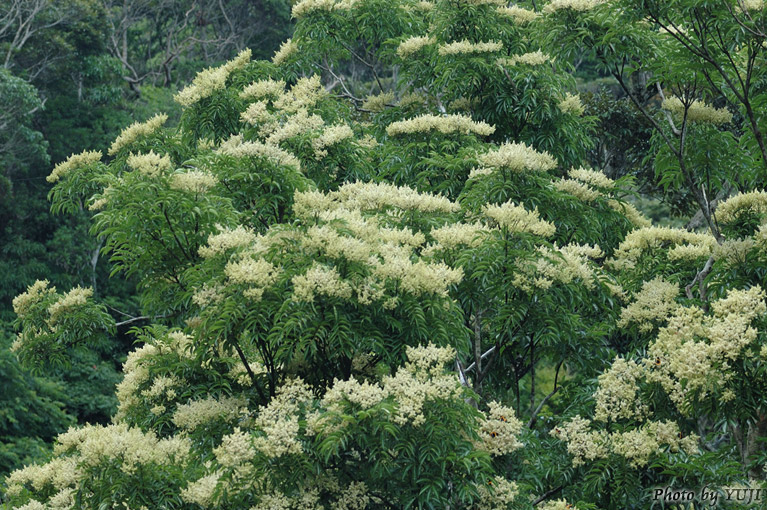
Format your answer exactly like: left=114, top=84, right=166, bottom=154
left=477, top=401, right=524, bottom=455
left=12, top=280, right=56, bottom=317
left=552, top=416, right=698, bottom=468
left=127, top=150, right=172, bottom=177
left=397, top=35, right=435, bottom=58
left=716, top=190, right=767, bottom=225
left=646, top=286, right=767, bottom=410
left=593, top=357, right=649, bottom=422
left=218, top=134, right=302, bottom=170
left=554, top=178, right=601, bottom=202
left=175, top=49, right=251, bottom=106
left=617, top=277, right=680, bottom=333
left=544, top=0, right=606, bottom=12
left=438, top=40, right=503, bottom=56
left=661, top=96, right=733, bottom=125
left=569, top=166, right=614, bottom=189
left=47, top=150, right=102, bottom=183
left=484, top=201, right=556, bottom=237
left=609, top=226, right=716, bottom=270
left=500, top=51, right=552, bottom=67
left=386, top=114, right=495, bottom=137
left=292, top=0, right=357, bottom=18
left=558, top=92, right=585, bottom=115
left=108, top=113, right=168, bottom=156
left=497, top=5, right=539, bottom=23
left=169, top=170, right=218, bottom=194
left=473, top=142, right=557, bottom=175
left=273, top=38, right=298, bottom=65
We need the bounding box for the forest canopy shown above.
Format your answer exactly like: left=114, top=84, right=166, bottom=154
left=3, top=0, right=767, bottom=509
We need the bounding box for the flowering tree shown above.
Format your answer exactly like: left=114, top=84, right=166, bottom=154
left=5, top=1, right=767, bottom=509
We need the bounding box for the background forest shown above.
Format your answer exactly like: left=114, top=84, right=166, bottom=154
left=2, top=0, right=767, bottom=509
left=0, top=0, right=292, bottom=476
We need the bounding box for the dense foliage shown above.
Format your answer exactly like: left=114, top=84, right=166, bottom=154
left=4, top=0, right=767, bottom=509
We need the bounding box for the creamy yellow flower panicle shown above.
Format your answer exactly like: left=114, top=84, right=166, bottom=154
left=108, top=113, right=168, bottom=156
left=646, top=286, right=767, bottom=410
left=274, top=75, right=327, bottom=113
left=60, top=423, right=189, bottom=473
left=558, top=92, right=585, bottom=115
left=569, top=166, right=614, bottom=189
left=477, top=402, right=524, bottom=455
left=88, top=186, right=114, bottom=211
left=312, top=123, right=355, bottom=158
left=175, top=49, right=251, bottom=107
left=169, top=170, right=218, bottom=193
left=253, top=378, right=314, bottom=457
left=617, top=277, right=680, bottom=333
left=716, top=190, right=767, bottom=225
left=550, top=415, right=609, bottom=467
left=386, top=113, right=495, bottom=137
left=199, top=225, right=258, bottom=258
left=593, top=357, right=648, bottom=422
left=356, top=134, right=378, bottom=149
left=607, top=199, right=652, bottom=228
left=333, top=482, right=370, bottom=510
left=477, top=476, right=518, bottom=510
left=484, top=201, right=556, bottom=237
left=361, top=91, right=396, bottom=112
left=544, top=0, right=606, bottom=12
left=610, top=421, right=698, bottom=468
left=373, top=252, right=463, bottom=298
left=217, top=134, right=302, bottom=170
left=241, top=102, right=272, bottom=128
left=113, top=332, right=192, bottom=419
left=500, top=51, right=552, bottom=67
left=397, top=35, right=435, bottom=58
left=240, top=78, right=286, bottom=101
left=438, top=40, right=503, bottom=56
left=214, top=427, right=256, bottom=470
left=272, top=38, right=298, bottom=65
left=713, top=238, right=755, bottom=267
left=473, top=141, right=557, bottom=175
left=661, top=96, right=733, bottom=125
left=552, top=416, right=698, bottom=469
left=46, top=150, right=102, bottom=183
left=310, top=346, right=463, bottom=431
left=293, top=182, right=460, bottom=217
left=4, top=455, right=78, bottom=498
left=181, top=472, right=222, bottom=508
left=292, top=263, right=353, bottom=302
left=322, top=377, right=389, bottom=412
left=224, top=257, right=281, bottom=300
left=12, top=280, right=55, bottom=317
left=172, top=395, right=248, bottom=431
left=411, top=0, right=435, bottom=11
left=554, top=178, right=601, bottom=202
left=609, top=226, right=716, bottom=270
left=264, top=108, right=325, bottom=145
left=383, top=345, right=464, bottom=426
left=115, top=344, right=157, bottom=419
left=525, top=243, right=601, bottom=290
left=741, top=0, right=764, bottom=10
left=540, top=500, right=574, bottom=510
left=47, top=286, right=93, bottom=324
left=427, top=222, right=490, bottom=252
left=126, top=150, right=172, bottom=177
left=292, top=0, right=357, bottom=17
left=497, top=5, right=539, bottom=22
left=142, top=376, right=179, bottom=401
left=456, top=0, right=506, bottom=5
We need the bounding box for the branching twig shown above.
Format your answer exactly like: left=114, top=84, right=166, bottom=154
left=528, top=360, right=563, bottom=429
